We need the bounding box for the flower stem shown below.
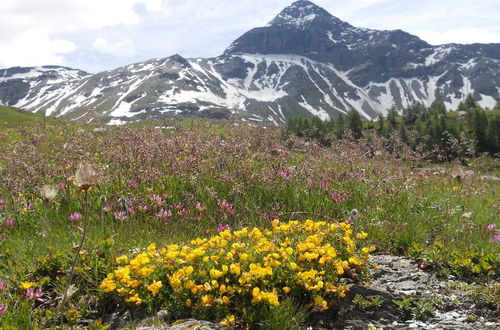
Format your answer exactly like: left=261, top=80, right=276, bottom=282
left=59, top=189, right=89, bottom=325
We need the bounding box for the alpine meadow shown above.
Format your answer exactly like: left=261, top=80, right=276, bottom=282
left=0, top=1, right=499, bottom=329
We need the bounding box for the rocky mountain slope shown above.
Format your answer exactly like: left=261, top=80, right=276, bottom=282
left=1, top=0, right=499, bottom=124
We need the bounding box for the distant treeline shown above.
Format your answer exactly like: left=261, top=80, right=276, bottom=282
left=286, top=95, right=500, bottom=160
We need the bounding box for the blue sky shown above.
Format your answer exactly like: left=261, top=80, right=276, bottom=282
left=1, top=0, right=499, bottom=73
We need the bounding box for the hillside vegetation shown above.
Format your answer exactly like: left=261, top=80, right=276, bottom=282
left=0, top=113, right=498, bottom=328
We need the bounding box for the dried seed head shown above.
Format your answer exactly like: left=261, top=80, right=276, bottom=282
left=74, top=163, right=96, bottom=191
left=40, top=185, right=58, bottom=201
left=118, top=197, right=127, bottom=208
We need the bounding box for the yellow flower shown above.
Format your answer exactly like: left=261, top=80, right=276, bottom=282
left=282, top=286, right=291, bottom=293
left=313, top=296, right=328, bottom=311
left=209, top=268, right=223, bottom=278
left=356, top=232, right=368, bottom=239
left=21, top=281, right=35, bottom=289
left=201, top=295, right=213, bottom=307
left=100, top=279, right=116, bottom=292
left=230, top=263, right=241, bottom=275
left=220, top=314, right=236, bottom=326
left=146, top=280, right=162, bottom=296
left=116, top=255, right=129, bottom=264
left=127, top=294, right=142, bottom=306
left=222, top=296, right=230, bottom=304
left=186, top=299, right=192, bottom=307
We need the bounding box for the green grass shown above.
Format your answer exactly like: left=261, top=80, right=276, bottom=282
left=0, top=106, right=54, bottom=126
left=0, top=118, right=498, bottom=328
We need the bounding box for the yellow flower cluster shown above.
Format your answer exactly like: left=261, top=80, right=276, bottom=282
left=100, top=219, right=374, bottom=323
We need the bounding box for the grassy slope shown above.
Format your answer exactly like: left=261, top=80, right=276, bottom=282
left=0, top=106, right=48, bottom=125
left=0, top=117, right=498, bottom=328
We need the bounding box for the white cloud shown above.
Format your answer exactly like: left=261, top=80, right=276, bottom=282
left=417, top=28, right=500, bottom=45
left=0, top=30, right=76, bottom=68
left=92, top=38, right=136, bottom=58
left=1, top=0, right=500, bottom=71
left=0, top=0, right=162, bottom=68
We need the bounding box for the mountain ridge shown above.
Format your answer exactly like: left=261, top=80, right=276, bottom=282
left=0, top=0, right=499, bottom=124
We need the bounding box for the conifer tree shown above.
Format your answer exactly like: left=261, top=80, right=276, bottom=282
left=348, top=109, right=363, bottom=139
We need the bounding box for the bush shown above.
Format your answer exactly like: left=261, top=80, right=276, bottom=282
left=100, top=219, right=375, bottom=325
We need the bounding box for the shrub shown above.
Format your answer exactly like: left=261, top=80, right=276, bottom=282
left=100, top=219, right=375, bottom=325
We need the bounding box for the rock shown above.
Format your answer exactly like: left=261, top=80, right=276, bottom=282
left=136, top=319, right=224, bottom=330
left=157, top=310, right=171, bottom=322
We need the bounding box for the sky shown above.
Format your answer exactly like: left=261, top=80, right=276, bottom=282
left=1, top=0, right=499, bottom=73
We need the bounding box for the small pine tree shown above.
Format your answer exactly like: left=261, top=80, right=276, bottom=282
left=464, top=94, right=477, bottom=110
left=347, top=109, right=363, bottom=139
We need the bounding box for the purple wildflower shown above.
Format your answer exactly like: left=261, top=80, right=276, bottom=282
left=330, top=192, right=342, bottom=203
left=485, top=224, right=497, bottom=232
left=178, top=209, right=190, bottom=216
left=113, top=211, right=128, bottom=221
left=490, top=235, right=500, bottom=244
left=0, top=280, right=6, bottom=290
left=0, top=200, right=5, bottom=206
left=172, top=202, right=183, bottom=210
left=56, top=183, right=66, bottom=190
left=26, top=287, right=45, bottom=302
left=150, top=194, right=165, bottom=207
left=5, top=219, right=15, bottom=227
left=102, top=203, right=113, bottom=212
left=127, top=180, right=139, bottom=189
left=156, top=209, right=172, bottom=219
left=0, top=304, right=6, bottom=315
left=217, top=223, right=230, bottom=232
left=68, top=212, right=82, bottom=222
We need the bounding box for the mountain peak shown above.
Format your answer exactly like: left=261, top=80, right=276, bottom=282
left=268, top=0, right=338, bottom=28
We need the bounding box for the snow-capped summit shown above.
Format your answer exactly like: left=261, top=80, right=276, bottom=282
left=1, top=1, right=499, bottom=124
left=267, top=0, right=336, bottom=28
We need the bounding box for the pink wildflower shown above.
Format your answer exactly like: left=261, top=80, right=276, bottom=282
left=0, top=304, right=6, bottom=315
left=195, top=202, right=205, bottom=211
left=113, top=211, right=128, bottom=221
left=485, top=224, right=497, bottom=232
left=0, top=200, right=5, bottom=206
left=5, top=219, right=15, bottom=227
left=102, top=203, right=113, bottom=212
left=150, top=194, right=165, bottom=207
left=68, top=212, right=82, bottom=222
left=217, top=223, right=230, bottom=232
left=178, top=209, right=190, bottom=216
left=490, top=235, right=500, bottom=244
left=26, top=287, right=44, bottom=302
left=56, top=183, right=66, bottom=190
left=127, top=180, right=139, bottom=189
left=0, top=280, right=6, bottom=290
left=330, top=192, right=342, bottom=202
left=156, top=209, right=172, bottom=219
left=172, top=202, right=183, bottom=210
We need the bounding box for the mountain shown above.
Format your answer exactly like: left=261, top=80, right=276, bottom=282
left=1, top=0, right=499, bottom=124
